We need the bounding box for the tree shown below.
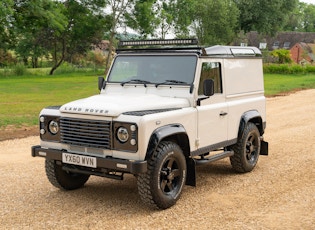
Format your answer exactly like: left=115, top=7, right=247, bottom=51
left=12, top=0, right=107, bottom=73
left=154, top=1, right=175, bottom=38
left=192, top=0, right=239, bottom=46
left=283, top=2, right=315, bottom=32
left=302, top=3, right=315, bottom=32
left=47, top=0, right=107, bottom=74
left=13, top=0, right=67, bottom=67
left=172, top=0, right=196, bottom=37
left=283, top=2, right=303, bottom=31
left=153, top=0, right=196, bottom=39
left=126, top=0, right=195, bottom=39
left=235, top=0, right=298, bottom=36
left=103, top=0, right=135, bottom=72
left=125, top=0, right=156, bottom=38
left=0, top=0, right=14, bottom=50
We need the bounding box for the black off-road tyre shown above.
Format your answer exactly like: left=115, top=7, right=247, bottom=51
left=137, top=141, right=187, bottom=209
left=45, top=159, right=90, bottom=190
left=230, top=122, right=261, bottom=173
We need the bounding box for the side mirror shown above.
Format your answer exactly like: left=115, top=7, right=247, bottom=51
left=98, top=77, right=105, bottom=91
left=203, top=79, right=214, bottom=97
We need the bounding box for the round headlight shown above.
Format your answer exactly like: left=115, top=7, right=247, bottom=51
left=117, top=127, right=129, bottom=143
left=48, top=120, right=59, bottom=135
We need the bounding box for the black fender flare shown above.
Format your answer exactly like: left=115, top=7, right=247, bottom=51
left=145, top=124, right=188, bottom=160
left=238, top=110, right=264, bottom=138
left=145, top=124, right=196, bottom=186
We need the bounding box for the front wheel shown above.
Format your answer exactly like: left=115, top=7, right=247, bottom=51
left=137, top=141, right=187, bottom=209
left=230, top=122, right=261, bottom=173
left=45, top=159, right=90, bottom=190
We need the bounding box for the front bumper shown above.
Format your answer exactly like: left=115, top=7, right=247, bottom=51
left=31, top=145, right=147, bottom=175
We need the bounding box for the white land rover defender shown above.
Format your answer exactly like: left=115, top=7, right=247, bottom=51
left=32, top=39, right=268, bottom=209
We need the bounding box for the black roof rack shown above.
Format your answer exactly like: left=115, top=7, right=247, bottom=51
left=118, top=38, right=198, bottom=47
left=117, top=38, right=202, bottom=54
left=116, top=39, right=262, bottom=57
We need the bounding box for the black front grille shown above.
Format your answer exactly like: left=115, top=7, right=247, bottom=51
left=60, top=117, right=112, bottom=149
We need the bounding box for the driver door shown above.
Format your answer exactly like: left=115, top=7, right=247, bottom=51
left=196, top=61, right=228, bottom=149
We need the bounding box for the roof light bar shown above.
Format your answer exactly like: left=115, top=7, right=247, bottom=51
left=119, top=39, right=198, bottom=47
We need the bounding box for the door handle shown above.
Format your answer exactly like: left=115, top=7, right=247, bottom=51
left=220, top=112, right=228, bottom=116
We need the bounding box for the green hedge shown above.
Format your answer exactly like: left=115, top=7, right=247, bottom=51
left=263, top=64, right=315, bottom=74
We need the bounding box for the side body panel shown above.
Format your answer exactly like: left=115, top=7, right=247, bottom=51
left=195, top=57, right=266, bottom=152
left=223, top=58, right=266, bottom=140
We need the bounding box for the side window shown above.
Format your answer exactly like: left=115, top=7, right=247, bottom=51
left=198, top=62, right=222, bottom=95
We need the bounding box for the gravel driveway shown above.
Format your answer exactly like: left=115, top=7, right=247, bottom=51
left=1, top=90, right=314, bottom=229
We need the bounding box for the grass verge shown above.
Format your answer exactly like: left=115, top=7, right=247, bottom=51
left=264, top=73, right=315, bottom=96
left=0, top=73, right=101, bottom=128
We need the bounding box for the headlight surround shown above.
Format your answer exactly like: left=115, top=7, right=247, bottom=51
left=113, top=122, right=138, bottom=152
left=40, top=115, right=60, bottom=142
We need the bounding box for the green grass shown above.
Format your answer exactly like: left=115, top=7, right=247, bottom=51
left=0, top=73, right=102, bottom=128
left=264, top=73, right=315, bottom=96
left=1, top=72, right=315, bottom=128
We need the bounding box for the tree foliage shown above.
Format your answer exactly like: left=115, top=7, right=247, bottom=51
left=235, top=0, right=298, bottom=36
left=283, top=2, right=315, bottom=32
left=47, top=0, right=107, bottom=74
left=0, top=0, right=14, bottom=50
left=192, top=0, right=239, bottom=45
left=302, top=3, right=315, bottom=32
left=127, top=0, right=195, bottom=39
left=13, top=0, right=67, bottom=68
left=103, top=0, right=135, bottom=72
left=172, top=0, right=196, bottom=37
left=2, top=0, right=314, bottom=72
left=126, top=0, right=156, bottom=37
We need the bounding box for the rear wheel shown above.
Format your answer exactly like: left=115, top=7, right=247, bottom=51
left=137, top=141, right=187, bottom=209
left=230, top=122, right=261, bottom=173
left=45, top=159, right=90, bottom=190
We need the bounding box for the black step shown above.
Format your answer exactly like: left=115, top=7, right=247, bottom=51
left=195, top=150, right=234, bottom=165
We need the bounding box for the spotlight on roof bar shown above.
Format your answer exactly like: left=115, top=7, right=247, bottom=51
left=119, top=39, right=198, bottom=47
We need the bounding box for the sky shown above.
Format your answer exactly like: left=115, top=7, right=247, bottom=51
left=300, top=0, right=315, bottom=4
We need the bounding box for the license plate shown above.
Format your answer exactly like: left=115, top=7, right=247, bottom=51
left=62, top=153, right=97, bottom=168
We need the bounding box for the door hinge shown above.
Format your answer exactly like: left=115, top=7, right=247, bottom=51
left=195, top=138, right=200, bottom=148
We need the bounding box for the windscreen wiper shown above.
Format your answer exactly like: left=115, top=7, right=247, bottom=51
left=155, top=80, right=188, bottom=88
left=121, top=79, right=151, bottom=87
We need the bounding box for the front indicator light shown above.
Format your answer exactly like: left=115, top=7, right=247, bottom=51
left=130, top=125, right=136, bottom=132
left=39, top=116, right=45, bottom=122
left=130, top=139, right=136, bottom=146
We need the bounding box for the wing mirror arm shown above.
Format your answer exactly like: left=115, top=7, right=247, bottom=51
left=98, top=77, right=107, bottom=91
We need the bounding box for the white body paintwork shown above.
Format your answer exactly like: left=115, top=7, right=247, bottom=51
left=39, top=46, right=266, bottom=163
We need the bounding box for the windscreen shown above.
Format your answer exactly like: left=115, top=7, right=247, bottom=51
left=107, top=55, right=197, bottom=85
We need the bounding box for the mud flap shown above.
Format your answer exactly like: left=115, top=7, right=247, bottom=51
left=186, top=157, right=196, bottom=186
left=260, top=140, right=269, bottom=156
